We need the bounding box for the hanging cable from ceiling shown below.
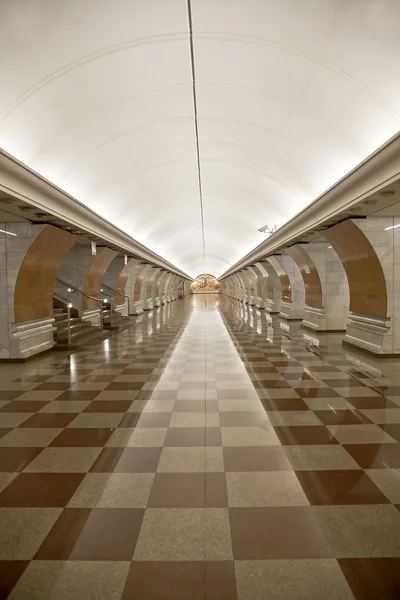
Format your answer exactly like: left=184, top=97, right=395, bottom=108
left=187, top=0, right=206, bottom=272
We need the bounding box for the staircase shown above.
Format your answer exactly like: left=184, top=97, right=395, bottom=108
left=102, top=306, right=131, bottom=331
left=53, top=301, right=110, bottom=349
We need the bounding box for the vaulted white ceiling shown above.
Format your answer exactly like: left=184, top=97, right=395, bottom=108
left=0, top=0, right=399, bottom=278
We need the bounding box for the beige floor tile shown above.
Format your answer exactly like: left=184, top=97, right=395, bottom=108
left=68, top=473, right=154, bottom=508
left=134, top=508, right=232, bottom=560
left=0, top=507, right=62, bottom=559
left=107, top=427, right=167, bottom=447
left=327, top=424, right=397, bottom=444
left=366, top=469, right=400, bottom=503
left=283, top=445, right=360, bottom=470
left=0, top=413, right=33, bottom=427
left=8, top=560, right=130, bottom=600
left=314, top=505, right=400, bottom=557
left=24, top=447, right=102, bottom=473
left=0, top=428, right=63, bottom=447
left=235, top=559, right=354, bottom=600
left=226, top=471, right=309, bottom=507
left=360, top=408, right=400, bottom=424
left=221, top=426, right=280, bottom=447
left=266, top=411, right=323, bottom=426
left=157, top=447, right=224, bottom=472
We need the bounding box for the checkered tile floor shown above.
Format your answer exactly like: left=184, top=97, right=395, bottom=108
left=0, top=296, right=400, bottom=599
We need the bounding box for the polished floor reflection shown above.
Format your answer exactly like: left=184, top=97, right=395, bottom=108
left=0, top=295, right=400, bottom=599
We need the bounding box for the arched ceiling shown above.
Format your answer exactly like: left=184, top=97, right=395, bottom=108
left=0, top=0, right=399, bottom=279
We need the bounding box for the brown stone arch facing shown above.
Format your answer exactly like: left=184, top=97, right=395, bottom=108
left=82, top=248, right=119, bottom=310
left=324, top=220, right=387, bottom=318
left=285, top=245, right=323, bottom=308
left=14, top=225, right=77, bottom=323
left=267, top=256, right=291, bottom=302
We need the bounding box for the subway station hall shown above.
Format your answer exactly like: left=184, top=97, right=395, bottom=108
left=1, top=1, right=400, bottom=598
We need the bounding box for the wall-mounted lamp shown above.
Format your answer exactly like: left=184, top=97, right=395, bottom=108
left=103, top=298, right=108, bottom=304
left=327, top=245, right=333, bottom=249
left=67, top=303, right=73, bottom=308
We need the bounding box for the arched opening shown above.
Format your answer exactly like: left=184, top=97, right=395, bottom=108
left=191, top=274, right=221, bottom=294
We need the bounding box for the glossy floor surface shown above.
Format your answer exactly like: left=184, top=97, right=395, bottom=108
left=0, top=295, right=400, bottom=599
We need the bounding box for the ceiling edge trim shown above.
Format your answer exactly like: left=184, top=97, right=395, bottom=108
left=0, top=148, right=191, bottom=279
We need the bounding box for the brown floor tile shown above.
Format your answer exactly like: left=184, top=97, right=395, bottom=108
left=0, top=392, right=25, bottom=401
left=339, top=558, right=400, bottom=599
left=347, top=397, right=398, bottom=409
left=50, top=428, right=114, bottom=447
left=343, top=444, right=400, bottom=468
left=35, top=507, right=144, bottom=560
left=205, top=561, right=238, bottom=599
left=223, top=446, right=292, bottom=471
left=253, top=380, right=291, bottom=389
left=33, top=383, right=71, bottom=391
left=261, top=397, right=310, bottom=411
left=297, top=470, right=390, bottom=505
left=274, top=426, right=339, bottom=445
left=229, top=506, right=333, bottom=559
left=0, top=401, right=49, bottom=413
left=219, top=411, right=271, bottom=427
left=147, top=472, right=227, bottom=508
left=0, top=448, right=42, bottom=472
left=316, top=409, right=372, bottom=426
left=56, top=391, right=101, bottom=401
left=90, top=447, right=161, bottom=472
left=0, top=429, right=11, bottom=440
left=83, top=400, right=132, bottom=413
left=174, top=400, right=218, bottom=412
left=106, top=382, right=145, bottom=390
left=119, top=412, right=172, bottom=428
left=0, top=560, right=29, bottom=599
left=379, top=424, right=400, bottom=442
left=19, top=413, right=78, bottom=428
left=294, top=388, right=340, bottom=398
left=0, top=473, right=84, bottom=507
left=122, top=561, right=205, bottom=600
left=164, top=427, right=222, bottom=446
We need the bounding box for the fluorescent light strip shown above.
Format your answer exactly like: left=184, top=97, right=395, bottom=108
left=385, top=224, right=400, bottom=230
left=0, top=228, right=17, bottom=236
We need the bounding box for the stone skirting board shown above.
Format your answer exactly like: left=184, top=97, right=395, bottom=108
left=8, top=317, right=56, bottom=359
left=279, top=301, right=304, bottom=320
left=264, top=298, right=280, bottom=314
left=131, top=301, right=144, bottom=315
left=344, top=312, right=393, bottom=355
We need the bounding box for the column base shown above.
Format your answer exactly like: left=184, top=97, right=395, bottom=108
left=81, top=309, right=101, bottom=327
left=343, top=312, right=394, bottom=356
left=9, top=317, right=56, bottom=360
left=279, top=301, right=304, bottom=320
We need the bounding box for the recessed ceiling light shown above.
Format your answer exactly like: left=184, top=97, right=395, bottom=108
left=379, top=190, right=395, bottom=197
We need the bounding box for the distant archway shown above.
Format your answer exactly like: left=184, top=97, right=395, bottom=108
left=191, top=274, right=221, bottom=294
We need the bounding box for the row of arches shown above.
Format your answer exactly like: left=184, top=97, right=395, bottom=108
left=1, top=222, right=189, bottom=359
left=220, top=217, right=396, bottom=356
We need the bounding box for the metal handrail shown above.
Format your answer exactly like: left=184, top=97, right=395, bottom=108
left=101, top=283, right=131, bottom=318
left=53, top=292, right=73, bottom=345
left=56, top=278, right=105, bottom=330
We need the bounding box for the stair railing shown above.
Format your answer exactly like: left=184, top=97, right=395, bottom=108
left=53, top=292, right=73, bottom=345
left=55, top=278, right=105, bottom=330
left=101, top=283, right=131, bottom=319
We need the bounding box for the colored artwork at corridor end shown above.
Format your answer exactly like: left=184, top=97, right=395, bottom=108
left=191, top=274, right=221, bottom=293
